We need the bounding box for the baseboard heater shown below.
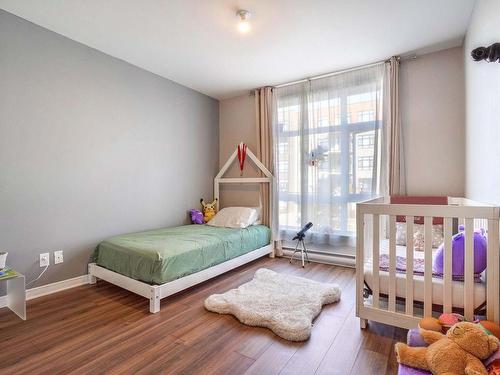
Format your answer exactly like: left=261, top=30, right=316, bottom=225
left=282, top=247, right=355, bottom=268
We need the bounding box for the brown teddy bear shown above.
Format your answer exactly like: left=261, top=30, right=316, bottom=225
left=395, top=322, right=499, bottom=375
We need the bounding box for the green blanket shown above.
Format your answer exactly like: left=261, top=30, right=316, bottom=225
left=92, top=224, right=271, bottom=284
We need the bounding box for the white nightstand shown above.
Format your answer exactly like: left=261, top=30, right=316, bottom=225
left=0, top=270, right=26, bottom=320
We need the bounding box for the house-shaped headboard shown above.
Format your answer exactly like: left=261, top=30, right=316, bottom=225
left=214, top=143, right=274, bottom=232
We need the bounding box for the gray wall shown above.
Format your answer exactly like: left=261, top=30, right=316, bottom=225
left=400, top=47, right=465, bottom=196
left=0, top=10, right=219, bottom=289
left=218, top=94, right=261, bottom=208
left=464, top=0, right=500, bottom=205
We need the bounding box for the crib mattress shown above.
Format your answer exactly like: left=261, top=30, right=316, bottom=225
left=363, top=240, right=486, bottom=309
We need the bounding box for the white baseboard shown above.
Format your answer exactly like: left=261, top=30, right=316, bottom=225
left=0, top=274, right=90, bottom=309
left=27, top=274, right=90, bottom=300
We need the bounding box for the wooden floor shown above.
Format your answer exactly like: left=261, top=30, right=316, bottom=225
left=0, top=257, right=406, bottom=375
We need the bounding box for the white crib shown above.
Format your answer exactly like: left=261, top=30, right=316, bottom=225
left=356, top=196, right=500, bottom=329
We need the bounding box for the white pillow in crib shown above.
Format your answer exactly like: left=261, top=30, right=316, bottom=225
left=207, top=207, right=259, bottom=228
left=395, top=222, right=444, bottom=251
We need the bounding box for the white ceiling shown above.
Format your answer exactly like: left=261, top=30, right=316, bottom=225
left=0, top=0, right=475, bottom=99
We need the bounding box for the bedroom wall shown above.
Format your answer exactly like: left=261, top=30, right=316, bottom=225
left=464, top=0, right=500, bottom=205
left=218, top=94, right=261, bottom=208
left=0, top=10, right=219, bottom=289
left=400, top=46, right=465, bottom=196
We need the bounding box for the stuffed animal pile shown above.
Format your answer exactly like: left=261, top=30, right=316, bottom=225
left=396, top=314, right=500, bottom=375
left=188, top=198, right=218, bottom=224
left=418, top=314, right=500, bottom=340
left=396, top=321, right=499, bottom=375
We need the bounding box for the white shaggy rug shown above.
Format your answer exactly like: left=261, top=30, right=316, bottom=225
left=204, top=268, right=341, bottom=341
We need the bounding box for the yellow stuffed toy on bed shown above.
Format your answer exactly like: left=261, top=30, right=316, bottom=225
left=200, top=198, right=217, bottom=223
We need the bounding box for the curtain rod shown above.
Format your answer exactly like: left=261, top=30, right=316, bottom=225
left=275, top=60, right=385, bottom=88
left=249, top=54, right=416, bottom=94
left=272, top=54, right=415, bottom=89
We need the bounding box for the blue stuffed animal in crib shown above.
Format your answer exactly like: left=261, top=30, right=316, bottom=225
left=189, top=209, right=204, bottom=225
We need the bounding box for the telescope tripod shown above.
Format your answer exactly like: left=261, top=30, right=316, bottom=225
left=289, top=237, right=310, bottom=268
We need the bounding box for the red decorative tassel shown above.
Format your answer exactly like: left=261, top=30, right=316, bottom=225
left=237, top=143, right=247, bottom=176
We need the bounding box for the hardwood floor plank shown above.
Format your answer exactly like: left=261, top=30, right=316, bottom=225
left=360, top=321, right=396, bottom=356
left=348, top=320, right=401, bottom=375
left=106, top=340, right=185, bottom=375
left=243, top=338, right=301, bottom=375
left=349, top=349, right=390, bottom=375
left=315, top=308, right=365, bottom=375
left=135, top=316, right=242, bottom=374
left=234, top=328, right=276, bottom=360
left=322, top=270, right=357, bottom=318
left=204, top=350, right=255, bottom=375
left=279, top=313, right=345, bottom=375
left=5, top=302, right=202, bottom=373
left=385, top=326, right=408, bottom=375
left=176, top=322, right=259, bottom=375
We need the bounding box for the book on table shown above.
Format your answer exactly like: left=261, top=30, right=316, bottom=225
left=0, top=268, right=19, bottom=281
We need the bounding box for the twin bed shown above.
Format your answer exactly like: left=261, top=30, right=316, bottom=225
left=89, top=224, right=272, bottom=313
left=92, top=225, right=271, bottom=285
left=88, top=145, right=275, bottom=313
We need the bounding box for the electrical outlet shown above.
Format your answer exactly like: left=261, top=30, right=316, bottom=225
left=40, top=253, right=50, bottom=267
left=54, top=250, right=63, bottom=264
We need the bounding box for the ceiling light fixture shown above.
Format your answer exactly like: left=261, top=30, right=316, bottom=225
left=237, top=10, right=251, bottom=33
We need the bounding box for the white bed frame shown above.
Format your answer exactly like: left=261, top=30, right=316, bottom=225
left=356, top=196, right=500, bottom=329
left=89, top=144, right=274, bottom=313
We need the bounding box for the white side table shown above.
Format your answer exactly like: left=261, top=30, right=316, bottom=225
left=1, top=271, right=26, bottom=320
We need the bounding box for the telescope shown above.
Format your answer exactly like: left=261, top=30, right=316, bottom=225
left=292, top=222, right=313, bottom=241
left=290, top=222, right=313, bottom=268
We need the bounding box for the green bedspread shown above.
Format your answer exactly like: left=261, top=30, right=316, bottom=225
left=92, top=224, right=271, bottom=284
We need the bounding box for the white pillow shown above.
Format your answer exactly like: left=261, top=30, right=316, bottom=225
left=252, top=206, right=262, bottom=225
left=395, top=222, right=444, bottom=251
left=207, top=207, right=259, bottom=228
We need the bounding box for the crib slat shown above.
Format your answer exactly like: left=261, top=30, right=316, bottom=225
left=356, top=209, right=365, bottom=322
left=487, top=219, right=500, bottom=323
left=424, top=216, right=432, bottom=317
left=372, top=214, right=380, bottom=309
left=388, top=215, right=397, bottom=312
left=443, top=217, right=453, bottom=314
left=464, top=218, right=474, bottom=321
left=495, top=221, right=500, bottom=325
left=405, top=216, right=414, bottom=316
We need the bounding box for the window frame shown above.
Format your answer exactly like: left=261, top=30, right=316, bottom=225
left=276, top=82, right=382, bottom=235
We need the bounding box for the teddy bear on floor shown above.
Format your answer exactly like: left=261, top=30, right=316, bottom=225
left=395, top=322, right=499, bottom=375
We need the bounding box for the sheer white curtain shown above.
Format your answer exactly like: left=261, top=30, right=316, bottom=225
left=274, top=64, right=385, bottom=251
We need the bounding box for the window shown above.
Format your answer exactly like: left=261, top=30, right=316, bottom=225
left=277, top=143, right=289, bottom=191
left=359, top=110, right=375, bottom=122
left=358, top=156, right=374, bottom=170
left=275, top=64, right=384, bottom=247
left=358, top=134, right=374, bottom=148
